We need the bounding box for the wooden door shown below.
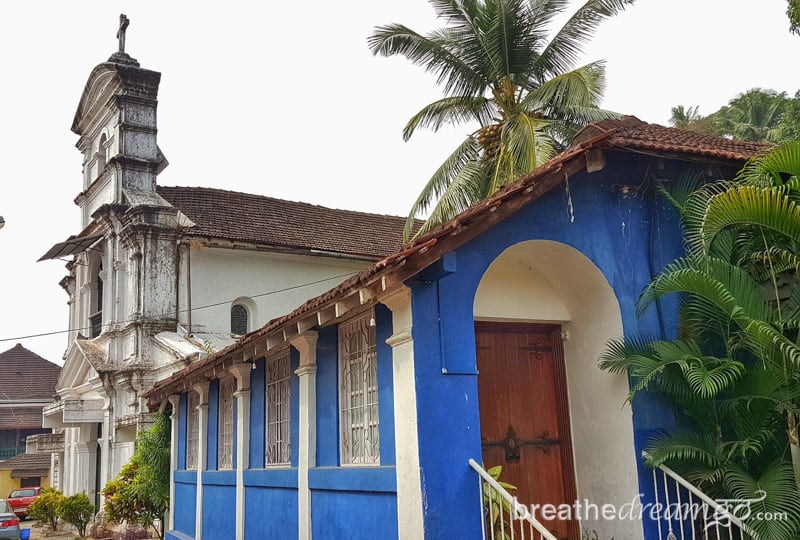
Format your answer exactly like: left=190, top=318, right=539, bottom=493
left=476, top=322, right=578, bottom=540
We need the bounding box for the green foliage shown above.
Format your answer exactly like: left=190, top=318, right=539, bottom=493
left=102, top=412, right=170, bottom=540
left=671, top=88, right=800, bottom=144
left=370, top=0, right=633, bottom=240
left=600, top=141, right=800, bottom=538
left=789, top=0, right=800, bottom=35
left=28, top=487, right=64, bottom=531
left=59, top=492, right=94, bottom=537
left=483, top=465, right=517, bottom=540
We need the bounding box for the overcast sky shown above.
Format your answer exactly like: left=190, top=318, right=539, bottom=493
left=0, top=0, right=797, bottom=365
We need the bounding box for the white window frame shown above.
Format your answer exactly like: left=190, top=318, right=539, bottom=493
left=186, top=391, right=199, bottom=470
left=265, top=348, right=292, bottom=466
left=338, top=310, right=380, bottom=466
left=218, top=377, right=235, bottom=470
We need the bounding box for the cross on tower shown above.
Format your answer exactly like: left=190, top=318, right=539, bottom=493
left=117, top=14, right=130, bottom=54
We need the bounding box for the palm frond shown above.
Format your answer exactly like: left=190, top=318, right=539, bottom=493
left=701, top=186, right=800, bottom=254
left=521, top=61, right=606, bottom=112
left=644, top=429, right=723, bottom=471
left=655, top=170, right=706, bottom=217
left=491, top=112, right=556, bottom=191
left=402, top=96, right=495, bottom=140
left=368, top=24, right=486, bottom=97
left=410, top=158, right=493, bottom=239
left=638, top=256, right=774, bottom=326
left=403, top=136, right=482, bottom=240
left=724, top=463, right=800, bottom=540
left=682, top=357, right=745, bottom=399
left=535, top=0, right=633, bottom=77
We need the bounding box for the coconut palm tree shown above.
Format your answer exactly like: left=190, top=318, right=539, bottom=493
left=669, top=105, right=703, bottom=128
left=369, top=0, right=633, bottom=240
left=713, top=88, right=789, bottom=143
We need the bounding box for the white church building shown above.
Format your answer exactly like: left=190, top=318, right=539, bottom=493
left=30, top=17, right=410, bottom=510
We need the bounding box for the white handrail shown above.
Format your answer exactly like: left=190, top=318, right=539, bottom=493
left=468, top=458, right=558, bottom=540
left=650, top=457, right=758, bottom=539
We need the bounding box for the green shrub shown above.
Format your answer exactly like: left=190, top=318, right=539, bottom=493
left=59, top=492, right=94, bottom=537
left=102, top=412, right=170, bottom=540
left=28, top=487, right=64, bottom=530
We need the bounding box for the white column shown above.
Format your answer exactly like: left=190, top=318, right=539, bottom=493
left=74, top=424, right=98, bottom=500
left=167, top=394, right=181, bottom=531
left=382, top=286, right=425, bottom=539
left=99, top=398, right=112, bottom=508
left=289, top=332, right=318, bottom=540
left=193, top=381, right=210, bottom=540
left=229, top=364, right=252, bottom=540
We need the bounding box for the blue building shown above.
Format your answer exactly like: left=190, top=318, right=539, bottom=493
left=145, top=118, right=763, bottom=540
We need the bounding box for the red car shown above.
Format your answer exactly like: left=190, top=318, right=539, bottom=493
left=7, top=487, right=41, bottom=519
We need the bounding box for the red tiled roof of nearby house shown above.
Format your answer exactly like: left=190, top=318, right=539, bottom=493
left=0, top=452, right=51, bottom=478
left=0, top=345, right=60, bottom=401
left=158, top=186, right=416, bottom=259
left=577, top=116, right=768, bottom=161
left=0, top=408, right=44, bottom=430
left=145, top=118, right=767, bottom=401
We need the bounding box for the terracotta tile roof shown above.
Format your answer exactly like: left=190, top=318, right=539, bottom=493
left=157, top=186, right=415, bottom=259
left=577, top=116, right=769, bottom=161
left=0, top=452, right=51, bottom=478
left=145, top=118, right=765, bottom=401
left=0, top=408, right=44, bottom=429
left=0, top=345, right=60, bottom=401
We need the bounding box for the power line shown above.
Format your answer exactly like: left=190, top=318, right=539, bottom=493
left=0, top=271, right=359, bottom=343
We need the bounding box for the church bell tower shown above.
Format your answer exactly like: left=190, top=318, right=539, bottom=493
left=72, top=14, right=168, bottom=228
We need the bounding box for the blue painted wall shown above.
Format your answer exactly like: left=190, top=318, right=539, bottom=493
left=178, top=393, right=187, bottom=470
left=250, top=359, right=266, bottom=469
left=375, top=304, right=396, bottom=465
left=316, top=326, right=339, bottom=466
left=245, top=485, right=298, bottom=538
left=201, top=471, right=236, bottom=540
left=173, top=471, right=196, bottom=537
left=409, top=153, right=710, bottom=539
left=311, top=490, right=398, bottom=540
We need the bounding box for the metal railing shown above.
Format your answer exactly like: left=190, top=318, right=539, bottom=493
left=652, top=461, right=757, bottom=540
left=469, top=458, right=557, bottom=540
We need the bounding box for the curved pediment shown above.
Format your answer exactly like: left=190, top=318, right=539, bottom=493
left=71, top=60, right=161, bottom=136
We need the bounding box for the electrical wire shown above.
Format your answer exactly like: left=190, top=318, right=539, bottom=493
left=0, top=270, right=359, bottom=343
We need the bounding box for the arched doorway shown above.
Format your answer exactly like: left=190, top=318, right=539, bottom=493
left=474, top=240, right=640, bottom=540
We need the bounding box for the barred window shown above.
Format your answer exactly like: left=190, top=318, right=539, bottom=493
left=339, top=310, right=379, bottom=465
left=218, top=377, right=235, bottom=470
left=186, top=391, right=199, bottom=470
left=231, top=304, right=248, bottom=335
left=266, top=349, right=291, bottom=466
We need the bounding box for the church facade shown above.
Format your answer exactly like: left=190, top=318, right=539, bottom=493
left=30, top=22, right=410, bottom=511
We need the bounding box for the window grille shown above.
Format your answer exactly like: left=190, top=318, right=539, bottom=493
left=339, top=310, right=380, bottom=465
left=218, top=377, right=235, bottom=469
left=266, top=349, right=291, bottom=466
left=231, top=304, right=248, bottom=335
left=186, top=392, right=199, bottom=470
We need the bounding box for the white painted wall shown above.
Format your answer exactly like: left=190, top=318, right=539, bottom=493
left=181, top=247, right=370, bottom=336
left=474, top=240, right=641, bottom=540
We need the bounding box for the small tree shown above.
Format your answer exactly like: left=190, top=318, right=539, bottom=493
left=103, top=412, right=170, bottom=540
left=28, top=487, right=64, bottom=530
left=59, top=493, right=94, bottom=537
